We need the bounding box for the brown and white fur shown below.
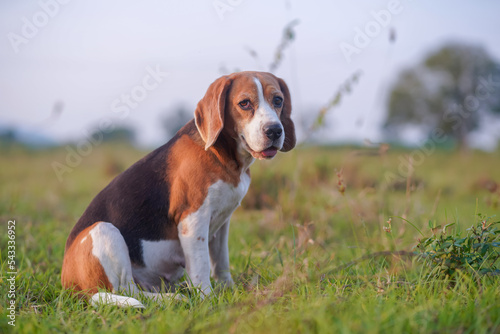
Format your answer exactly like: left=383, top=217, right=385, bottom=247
left=61, top=71, right=296, bottom=307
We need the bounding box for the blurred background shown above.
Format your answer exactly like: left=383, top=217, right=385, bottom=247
left=1, top=0, right=499, bottom=150
left=1, top=4, right=500, bottom=331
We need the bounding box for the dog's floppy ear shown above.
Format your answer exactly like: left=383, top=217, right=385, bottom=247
left=277, top=77, right=296, bottom=152
left=195, top=76, right=232, bottom=150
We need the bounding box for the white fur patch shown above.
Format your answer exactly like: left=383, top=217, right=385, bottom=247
left=134, top=239, right=185, bottom=289
left=87, top=222, right=187, bottom=307
left=208, top=178, right=249, bottom=235
left=91, top=292, right=145, bottom=308
left=242, top=77, right=284, bottom=152
left=177, top=176, right=250, bottom=295
left=89, top=222, right=135, bottom=292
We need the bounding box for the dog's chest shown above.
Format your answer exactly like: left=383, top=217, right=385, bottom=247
left=206, top=172, right=251, bottom=234
left=135, top=172, right=251, bottom=287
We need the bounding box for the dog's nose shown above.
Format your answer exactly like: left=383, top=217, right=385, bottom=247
left=264, top=123, right=283, bottom=141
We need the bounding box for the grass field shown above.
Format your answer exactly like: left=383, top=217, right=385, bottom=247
left=1, top=143, right=499, bottom=333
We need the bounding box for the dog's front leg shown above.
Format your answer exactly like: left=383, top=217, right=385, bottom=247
left=178, top=216, right=212, bottom=296
left=209, top=220, right=234, bottom=287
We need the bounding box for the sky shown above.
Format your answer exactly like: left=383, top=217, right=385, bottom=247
left=1, top=0, right=500, bottom=149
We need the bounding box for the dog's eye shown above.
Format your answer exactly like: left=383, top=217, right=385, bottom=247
left=273, top=96, right=283, bottom=108
left=239, top=100, right=251, bottom=109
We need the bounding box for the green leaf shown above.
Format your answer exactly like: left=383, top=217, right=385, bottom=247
left=442, top=242, right=452, bottom=249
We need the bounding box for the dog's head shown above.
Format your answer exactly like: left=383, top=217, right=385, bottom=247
left=195, top=71, right=296, bottom=160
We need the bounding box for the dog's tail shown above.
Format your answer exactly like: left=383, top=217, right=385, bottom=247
left=90, top=292, right=145, bottom=308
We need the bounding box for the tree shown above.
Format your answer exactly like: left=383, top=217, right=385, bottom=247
left=384, top=43, right=500, bottom=149
left=91, top=126, right=136, bottom=144
left=0, top=128, right=16, bottom=144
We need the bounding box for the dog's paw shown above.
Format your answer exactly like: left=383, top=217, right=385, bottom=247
left=213, top=276, right=235, bottom=290
left=90, top=292, right=145, bottom=308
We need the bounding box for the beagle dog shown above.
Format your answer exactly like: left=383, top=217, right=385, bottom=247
left=61, top=71, right=295, bottom=307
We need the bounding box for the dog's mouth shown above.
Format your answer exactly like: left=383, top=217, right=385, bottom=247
left=240, top=136, right=279, bottom=160
left=260, top=147, right=278, bottom=158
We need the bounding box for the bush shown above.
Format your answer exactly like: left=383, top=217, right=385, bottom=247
left=416, top=214, right=500, bottom=278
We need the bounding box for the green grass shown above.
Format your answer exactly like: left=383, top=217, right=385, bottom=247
left=1, top=143, right=499, bottom=333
